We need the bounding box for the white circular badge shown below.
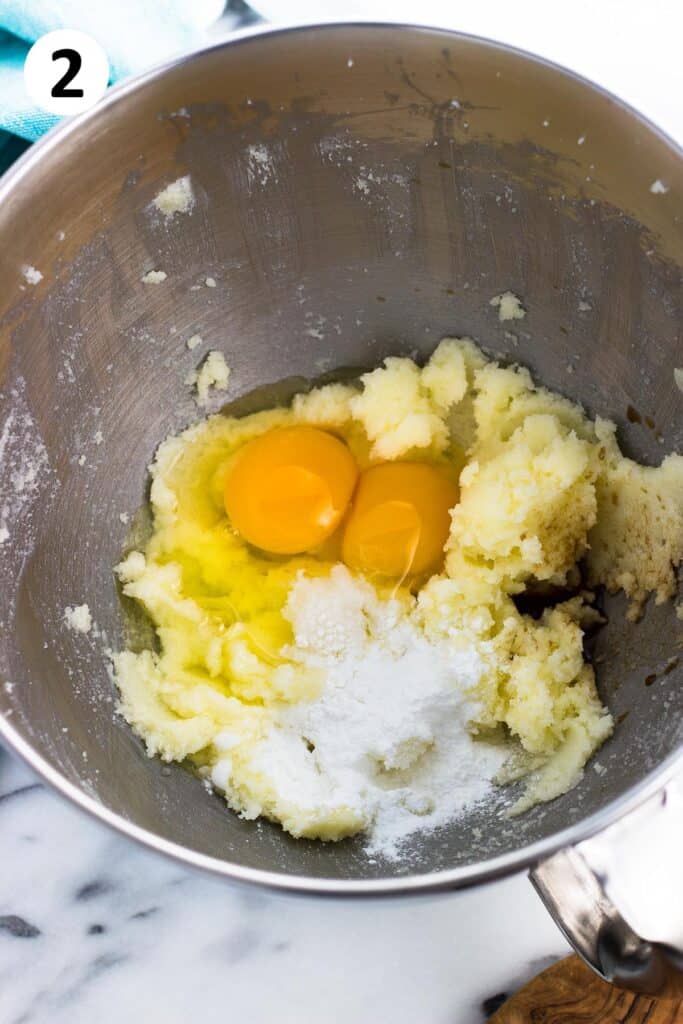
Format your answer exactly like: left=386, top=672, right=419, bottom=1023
left=24, top=29, right=110, bottom=117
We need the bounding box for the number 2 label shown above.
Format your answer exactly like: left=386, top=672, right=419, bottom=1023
left=51, top=49, right=84, bottom=99
left=24, top=30, right=109, bottom=116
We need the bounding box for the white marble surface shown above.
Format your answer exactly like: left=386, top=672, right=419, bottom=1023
left=0, top=748, right=568, bottom=1024
left=3, top=4, right=681, bottom=1022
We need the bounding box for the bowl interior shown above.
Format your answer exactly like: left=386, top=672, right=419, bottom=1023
left=0, top=25, right=681, bottom=887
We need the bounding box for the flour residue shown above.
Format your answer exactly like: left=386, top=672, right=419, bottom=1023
left=353, top=166, right=408, bottom=197
left=0, top=383, right=51, bottom=551
left=0, top=381, right=55, bottom=627
left=318, top=136, right=409, bottom=200
left=246, top=144, right=277, bottom=187
left=318, top=136, right=412, bottom=253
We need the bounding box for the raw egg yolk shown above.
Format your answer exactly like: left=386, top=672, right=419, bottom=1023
left=225, top=426, right=358, bottom=555
left=341, top=462, right=459, bottom=579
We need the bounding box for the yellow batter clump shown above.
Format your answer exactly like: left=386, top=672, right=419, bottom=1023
left=113, top=338, right=683, bottom=836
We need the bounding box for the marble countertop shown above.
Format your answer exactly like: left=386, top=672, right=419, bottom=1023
left=3, top=5, right=682, bottom=1023
left=0, top=748, right=568, bottom=1024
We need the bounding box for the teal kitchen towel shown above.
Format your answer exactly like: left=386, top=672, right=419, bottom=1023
left=0, top=0, right=225, bottom=149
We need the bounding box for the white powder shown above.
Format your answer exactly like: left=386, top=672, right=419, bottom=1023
left=490, top=291, right=526, bottom=322
left=0, top=385, right=51, bottom=575
left=214, top=567, right=506, bottom=859
left=186, top=333, right=203, bottom=351
left=650, top=179, right=669, bottom=194
left=247, top=144, right=276, bottom=186
left=64, top=604, right=92, bottom=634
left=187, top=350, right=230, bottom=406
left=205, top=277, right=217, bottom=288
left=152, top=176, right=195, bottom=217
left=141, top=270, right=167, bottom=284
left=22, top=265, right=43, bottom=285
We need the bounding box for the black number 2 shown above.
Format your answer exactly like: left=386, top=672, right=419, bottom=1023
left=51, top=48, right=84, bottom=98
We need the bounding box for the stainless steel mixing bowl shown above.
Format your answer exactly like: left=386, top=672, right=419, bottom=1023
left=0, top=22, right=681, bottom=993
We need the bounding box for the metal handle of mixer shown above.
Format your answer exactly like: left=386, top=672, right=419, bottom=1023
left=529, top=773, right=683, bottom=996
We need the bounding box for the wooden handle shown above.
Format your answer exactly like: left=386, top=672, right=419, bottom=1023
left=490, top=955, right=683, bottom=1023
